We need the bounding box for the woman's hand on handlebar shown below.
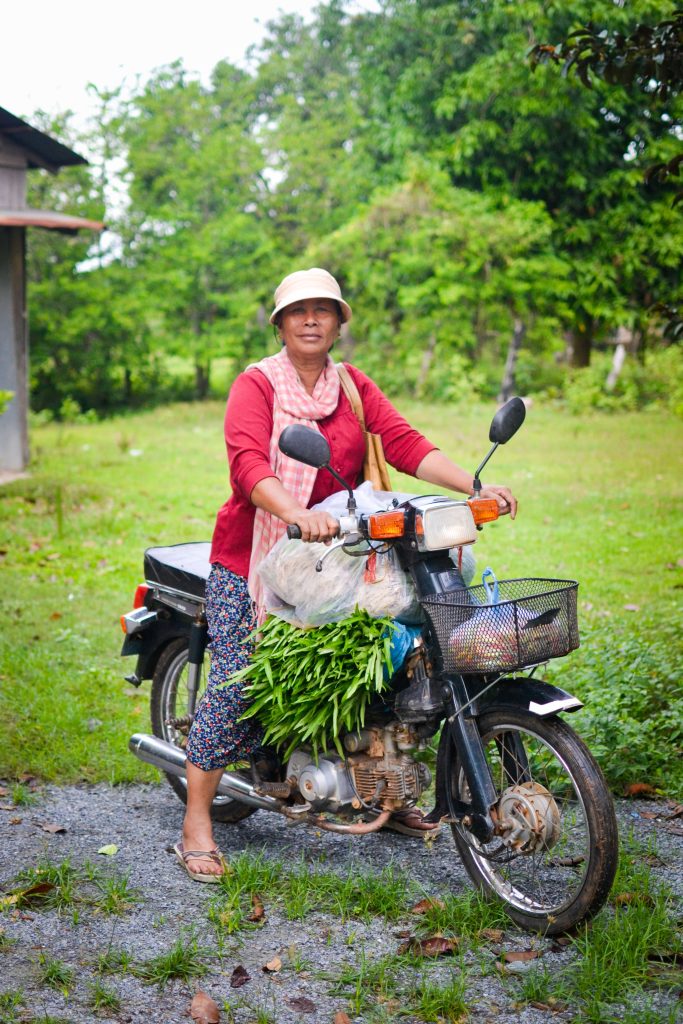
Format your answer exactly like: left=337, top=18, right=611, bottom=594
left=287, top=509, right=340, bottom=543
left=479, top=485, right=518, bottom=520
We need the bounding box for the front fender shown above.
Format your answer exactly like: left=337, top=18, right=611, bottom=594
left=479, top=676, right=583, bottom=717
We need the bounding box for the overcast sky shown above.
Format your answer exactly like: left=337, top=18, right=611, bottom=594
left=2, top=0, right=378, bottom=127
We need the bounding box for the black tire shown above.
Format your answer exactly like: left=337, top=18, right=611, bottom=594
left=437, top=706, right=618, bottom=934
left=150, top=638, right=255, bottom=824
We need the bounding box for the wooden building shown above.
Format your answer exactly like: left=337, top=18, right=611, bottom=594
left=0, top=106, right=103, bottom=474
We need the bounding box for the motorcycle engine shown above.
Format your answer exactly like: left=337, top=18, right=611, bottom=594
left=285, top=723, right=432, bottom=813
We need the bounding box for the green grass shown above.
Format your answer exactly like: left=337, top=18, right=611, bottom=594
left=513, top=839, right=683, bottom=1022
left=8, top=857, right=142, bottom=917
left=133, top=931, right=212, bottom=988
left=0, top=401, right=681, bottom=790
left=86, top=980, right=121, bottom=1013
left=36, top=954, right=74, bottom=994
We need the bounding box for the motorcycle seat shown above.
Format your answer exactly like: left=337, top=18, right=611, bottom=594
left=144, top=542, right=211, bottom=601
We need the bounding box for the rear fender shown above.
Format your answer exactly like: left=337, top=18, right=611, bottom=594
left=479, top=676, right=583, bottom=717
left=120, top=616, right=190, bottom=682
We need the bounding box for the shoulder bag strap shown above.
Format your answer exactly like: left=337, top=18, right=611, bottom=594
left=337, top=362, right=366, bottom=431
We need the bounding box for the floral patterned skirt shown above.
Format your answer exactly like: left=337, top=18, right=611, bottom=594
left=185, top=564, right=263, bottom=771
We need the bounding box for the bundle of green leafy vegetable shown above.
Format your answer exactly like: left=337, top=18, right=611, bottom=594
left=235, top=609, right=395, bottom=758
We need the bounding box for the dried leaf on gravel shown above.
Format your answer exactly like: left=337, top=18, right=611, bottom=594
left=190, top=990, right=220, bottom=1023
left=229, top=965, right=250, bottom=989
left=262, top=956, right=282, bottom=974
left=503, top=949, right=542, bottom=963
left=0, top=882, right=54, bottom=909
left=248, top=894, right=265, bottom=922
left=479, top=928, right=504, bottom=942
left=624, top=782, right=659, bottom=798
left=40, top=822, right=67, bottom=834
left=333, top=1013, right=351, bottom=1024
left=398, top=935, right=459, bottom=958
left=286, top=996, right=316, bottom=1013
left=97, top=844, right=118, bottom=856
left=410, top=897, right=445, bottom=914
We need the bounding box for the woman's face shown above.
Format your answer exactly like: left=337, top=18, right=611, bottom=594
left=278, top=297, right=340, bottom=364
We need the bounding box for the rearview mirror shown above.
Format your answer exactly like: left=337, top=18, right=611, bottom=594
left=278, top=424, right=331, bottom=468
left=489, top=397, right=526, bottom=445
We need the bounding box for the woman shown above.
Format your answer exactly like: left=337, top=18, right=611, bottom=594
left=175, top=268, right=517, bottom=881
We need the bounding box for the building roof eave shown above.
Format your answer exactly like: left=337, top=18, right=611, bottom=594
left=0, top=208, right=104, bottom=233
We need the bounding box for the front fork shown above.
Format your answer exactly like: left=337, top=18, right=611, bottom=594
left=437, top=675, right=498, bottom=843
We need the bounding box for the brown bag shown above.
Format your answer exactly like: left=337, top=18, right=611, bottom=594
left=337, top=363, right=392, bottom=491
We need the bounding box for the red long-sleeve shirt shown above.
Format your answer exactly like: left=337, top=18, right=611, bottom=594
left=210, top=363, right=437, bottom=577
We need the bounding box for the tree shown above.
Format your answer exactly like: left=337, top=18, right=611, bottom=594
left=310, top=163, right=569, bottom=399
left=121, top=62, right=277, bottom=396
left=347, top=0, right=682, bottom=365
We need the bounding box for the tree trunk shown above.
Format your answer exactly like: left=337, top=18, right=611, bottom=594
left=567, top=323, right=593, bottom=368
left=415, top=334, right=437, bottom=398
left=605, top=343, right=627, bottom=391
left=195, top=362, right=210, bottom=399
left=498, top=318, right=525, bottom=403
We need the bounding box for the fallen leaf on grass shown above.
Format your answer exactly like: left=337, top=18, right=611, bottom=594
left=40, top=823, right=67, bottom=834
left=615, top=892, right=654, bottom=907
left=286, top=996, right=316, bottom=1013
left=624, top=782, right=659, bottom=798
left=333, top=1013, right=351, bottom=1024
left=398, top=935, right=459, bottom=958
left=262, top=956, right=282, bottom=974
left=229, top=965, right=250, bottom=989
left=97, top=844, right=118, bottom=856
left=0, top=881, right=54, bottom=909
left=247, top=894, right=265, bottom=922
left=623, top=604, right=640, bottom=612
left=410, top=897, right=445, bottom=915
left=190, top=990, right=220, bottom=1023
left=479, top=928, right=504, bottom=942
left=503, top=949, right=542, bottom=963
left=49, top=611, right=62, bottom=621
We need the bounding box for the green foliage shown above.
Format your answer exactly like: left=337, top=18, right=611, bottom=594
left=237, top=610, right=394, bottom=758
left=548, top=617, right=683, bottom=796
left=559, top=346, right=683, bottom=415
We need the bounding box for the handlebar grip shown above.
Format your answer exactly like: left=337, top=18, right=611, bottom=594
left=287, top=524, right=302, bottom=540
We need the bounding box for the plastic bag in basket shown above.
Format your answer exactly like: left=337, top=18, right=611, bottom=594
left=448, top=568, right=519, bottom=671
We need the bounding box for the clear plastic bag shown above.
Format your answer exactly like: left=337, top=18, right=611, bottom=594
left=258, top=484, right=420, bottom=627
left=258, top=482, right=477, bottom=628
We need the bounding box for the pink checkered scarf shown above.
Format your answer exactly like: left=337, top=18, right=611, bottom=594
left=246, top=347, right=340, bottom=617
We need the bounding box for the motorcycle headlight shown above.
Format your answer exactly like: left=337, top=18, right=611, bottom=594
left=416, top=502, right=477, bottom=551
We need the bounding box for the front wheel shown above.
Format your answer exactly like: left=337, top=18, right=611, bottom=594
left=437, top=706, right=618, bottom=934
left=150, top=638, right=255, bottom=824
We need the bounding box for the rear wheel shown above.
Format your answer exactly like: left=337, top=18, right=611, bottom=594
left=150, top=638, right=255, bottom=823
left=437, top=706, right=618, bottom=934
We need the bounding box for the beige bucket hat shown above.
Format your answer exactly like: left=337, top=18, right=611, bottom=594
left=269, top=267, right=352, bottom=324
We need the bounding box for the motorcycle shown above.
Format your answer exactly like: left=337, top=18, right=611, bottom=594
left=120, top=397, right=618, bottom=934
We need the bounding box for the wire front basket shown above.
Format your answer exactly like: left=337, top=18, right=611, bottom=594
left=422, top=578, right=579, bottom=674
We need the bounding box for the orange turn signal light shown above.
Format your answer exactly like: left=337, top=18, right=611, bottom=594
left=367, top=510, right=405, bottom=539
left=469, top=498, right=500, bottom=525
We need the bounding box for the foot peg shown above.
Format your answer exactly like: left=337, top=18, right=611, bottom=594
left=254, top=780, right=292, bottom=799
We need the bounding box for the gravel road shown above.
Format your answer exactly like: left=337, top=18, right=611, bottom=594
left=1, top=782, right=681, bottom=1024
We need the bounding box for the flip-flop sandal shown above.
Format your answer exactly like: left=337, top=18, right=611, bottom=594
left=383, top=809, right=441, bottom=838
left=173, top=842, right=226, bottom=883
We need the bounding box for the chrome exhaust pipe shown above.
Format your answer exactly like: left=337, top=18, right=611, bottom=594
left=128, top=733, right=284, bottom=813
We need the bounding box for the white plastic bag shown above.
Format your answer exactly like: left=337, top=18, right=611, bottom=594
left=258, top=483, right=476, bottom=628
